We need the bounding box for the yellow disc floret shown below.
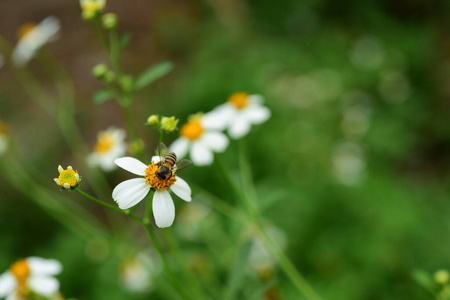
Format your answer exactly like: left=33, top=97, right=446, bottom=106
left=17, top=23, right=37, bottom=41
left=180, top=116, right=204, bottom=141
left=145, top=163, right=177, bottom=190
left=10, top=259, right=30, bottom=298
left=54, top=165, right=81, bottom=190
left=228, top=92, right=250, bottom=109
left=94, top=131, right=114, bottom=154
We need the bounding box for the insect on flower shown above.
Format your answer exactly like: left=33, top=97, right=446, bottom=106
left=112, top=143, right=193, bottom=228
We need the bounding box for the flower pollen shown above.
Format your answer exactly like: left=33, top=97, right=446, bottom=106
left=145, top=163, right=177, bottom=190
left=228, top=92, right=249, bottom=109
left=180, top=119, right=204, bottom=141
left=17, top=23, right=37, bottom=41
left=94, top=132, right=114, bottom=154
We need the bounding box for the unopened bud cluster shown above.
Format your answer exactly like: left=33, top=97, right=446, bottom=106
left=146, top=115, right=179, bottom=133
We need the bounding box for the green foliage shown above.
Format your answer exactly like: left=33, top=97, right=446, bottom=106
left=134, top=61, right=174, bottom=91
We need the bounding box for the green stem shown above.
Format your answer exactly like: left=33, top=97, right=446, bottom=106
left=75, top=188, right=144, bottom=224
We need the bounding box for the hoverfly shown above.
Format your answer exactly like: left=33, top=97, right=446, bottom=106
left=155, top=142, right=192, bottom=180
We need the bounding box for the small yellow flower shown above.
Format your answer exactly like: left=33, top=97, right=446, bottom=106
left=160, top=116, right=179, bottom=133
left=147, top=115, right=159, bottom=126
left=54, top=165, right=81, bottom=190
left=80, top=0, right=106, bottom=20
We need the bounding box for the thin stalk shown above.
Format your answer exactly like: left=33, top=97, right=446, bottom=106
left=75, top=188, right=144, bottom=224
left=237, top=141, right=321, bottom=300
left=143, top=192, right=193, bottom=300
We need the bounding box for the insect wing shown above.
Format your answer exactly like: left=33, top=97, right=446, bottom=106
left=175, top=159, right=192, bottom=171
left=157, top=142, right=168, bottom=163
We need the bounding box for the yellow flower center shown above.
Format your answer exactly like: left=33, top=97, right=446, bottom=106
left=228, top=92, right=250, bottom=109
left=17, top=23, right=37, bottom=41
left=94, top=132, right=114, bottom=154
left=11, top=259, right=30, bottom=282
left=180, top=120, right=204, bottom=141
left=145, top=163, right=177, bottom=190
left=58, top=169, right=79, bottom=188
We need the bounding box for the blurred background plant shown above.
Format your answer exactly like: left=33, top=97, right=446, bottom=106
left=0, top=0, right=450, bottom=299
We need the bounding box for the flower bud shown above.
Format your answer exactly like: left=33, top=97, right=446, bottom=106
left=102, top=13, right=117, bottom=29
left=92, top=64, right=108, bottom=79
left=128, top=139, right=145, bottom=156
left=435, top=270, right=450, bottom=285
left=147, top=115, right=159, bottom=126
left=104, top=71, right=115, bottom=83
left=120, top=75, right=134, bottom=93
left=80, top=0, right=106, bottom=20
left=160, top=116, right=179, bottom=133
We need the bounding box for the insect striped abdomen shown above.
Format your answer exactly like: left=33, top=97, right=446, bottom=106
left=165, top=152, right=177, bottom=167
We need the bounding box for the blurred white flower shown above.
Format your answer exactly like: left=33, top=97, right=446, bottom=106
left=87, top=127, right=127, bottom=171
left=378, top=71, right=410, bottom=103
left=0, top=121, right=8, bottom=156
left=112, top=155, right=192, bottom=228
left=247, top=225, right=287, bottom=280
left=206, top=93, right=271, bottom=139
left=12, top=16, right=60, bottom=67
left=119, top=252, right=160, bottom=293
left=0, top=257, right=62, bottom=300
left=170, top=113, right=229, bottom=166
left=350, top=35, right=385, bottom=70
left=332, top=141, right=366, bottom=186
left=176, top=202, right=211, bottom=239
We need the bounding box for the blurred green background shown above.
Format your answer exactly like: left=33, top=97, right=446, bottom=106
left=1, top=0, right=450, bottom=299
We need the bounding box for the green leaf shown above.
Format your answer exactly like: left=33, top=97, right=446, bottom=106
left=134, top=61, right=174, bottom=90
left=223, top=240, right=252, bottom=300
left=119, top=32, right=131, bottom=50
left=93, top=89, right=115, bottom=104
left=412, top=269, right=436, bottom=293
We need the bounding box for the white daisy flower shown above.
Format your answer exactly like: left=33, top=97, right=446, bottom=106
left=169, top=113, right=229, bottom=166
left=205, top=92, right=271, bottom=139
left=112, top=146, right=192, bottom=228
left=0, top=121, right=9, bottom=156
left=119, top=252, right=160, bottom=293
left=87, top=127, right=127, bottom=171
left=0, top=257, right=62, bottom=300
left=12, top=16, right=60, bottom=67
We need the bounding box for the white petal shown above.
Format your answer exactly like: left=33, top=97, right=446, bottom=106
left=169, top=138, right=190, bottom=159
left=6, top=294, right=18, bottom=300
left=152, top=191, right=175, bottom=228
left=27, top=257, right=62, bottom=276
left=245, top=105, right=271, bottom=124
left=202, top=104, right=234, bottom=130
left=114, top=157, right=148, bottom=176
left=190, top=142, right=214, bottom=166
left=170, top=177, right=191, bottom=202
left=112, top=178, right=150, bottom=209
left=228, top=117, right=251, bottom=139
left=200, top=131, right=229, bottom=153
left=0, top=272, right=16, bottom=298
left=249, top=94, right=264, bottom=105
left=28, top=276, right=59, bottom=297
left=151, top=156, right=161, bottom=163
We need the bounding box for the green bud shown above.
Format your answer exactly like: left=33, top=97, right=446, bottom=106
left=435, top=270, right=450, bottom=285
left=147, top=115, right=159, bottom=126
left=120, top=75, right=134, bottom=92
left=104, top=71, right=115, bottom=83
left=102, top=13, right=117, bottom=29
left=160, top=116, right=179, bottom=133
left=128, top=139, right=145, bottom=156
left=92, top=64, right=108, bottom=79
